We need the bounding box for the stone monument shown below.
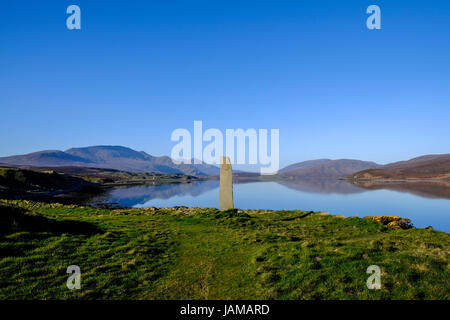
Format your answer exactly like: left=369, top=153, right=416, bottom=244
left=219, top=156, right=233, bottom=210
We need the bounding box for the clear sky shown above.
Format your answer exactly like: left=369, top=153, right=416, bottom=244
left=1, top=0, right=449, bottom=169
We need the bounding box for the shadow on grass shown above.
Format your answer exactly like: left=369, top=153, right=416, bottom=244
left=0, top=204, right=102, bottom=236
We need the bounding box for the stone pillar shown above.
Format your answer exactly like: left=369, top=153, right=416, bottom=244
left=219, top=156, right=233, bottom=210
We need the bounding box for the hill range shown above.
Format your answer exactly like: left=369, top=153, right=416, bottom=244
left=279, top=155, right=450, bottom=180
left=0, top=146, right=219, bottom=176
left=0, top=146, right=449, bottom=180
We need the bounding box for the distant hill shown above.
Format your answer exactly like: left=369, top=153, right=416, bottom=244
left=279, top=159, right=381, bottom=178
left=350, top=154, right=450, bottom=180
left=279, top=159, right=333, bottom=172
left=0, top=146, right=220, bottom=176
left=0, top=150, right=94, bottom=167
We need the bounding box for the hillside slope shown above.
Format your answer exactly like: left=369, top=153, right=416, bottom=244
left=350, top=154, right=450, bottom=180
left=279, top=159, right=381, bottom=178
left=0, top=150, right=93, bottom=167
left=0, top=167, right=92, bottom=196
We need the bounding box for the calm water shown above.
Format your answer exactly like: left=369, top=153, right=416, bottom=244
left=89, top=179, right=450, bottom=232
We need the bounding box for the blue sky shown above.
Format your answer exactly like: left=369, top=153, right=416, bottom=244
left=1, top=0, right=449, bottom=168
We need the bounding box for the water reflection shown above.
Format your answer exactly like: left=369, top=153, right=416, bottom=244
left=90, top=180, right=219, bottom=207
left=277, top=179, right=366, bottom=194
left=90, top=178, right=450, bottom=206
left=349, top=180, right=450, bottom=199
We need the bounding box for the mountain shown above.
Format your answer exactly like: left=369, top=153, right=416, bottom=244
left=279, top=159, right=381, bottom=178
left=278, top=159, right=332, bottom=172
left=350, top=154, right=450, bottom=180
left=0, top=146, right=220, bottom=176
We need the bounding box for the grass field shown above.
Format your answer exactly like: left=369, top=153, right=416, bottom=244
left=0, top=200, right=448, bottom=300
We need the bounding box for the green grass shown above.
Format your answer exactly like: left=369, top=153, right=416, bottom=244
left=0, top=200, right=448, bottom=300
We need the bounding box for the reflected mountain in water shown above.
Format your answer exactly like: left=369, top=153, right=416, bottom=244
left=89, top=177, right=450, bottom=209
left=350, top=180, right=450, bottom=199
left=90, top=180, right=219, bottom=207
left=277, top=179, right=367, bottom=194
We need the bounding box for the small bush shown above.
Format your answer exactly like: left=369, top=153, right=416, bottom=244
left=363, top=216, right=413, bottom=229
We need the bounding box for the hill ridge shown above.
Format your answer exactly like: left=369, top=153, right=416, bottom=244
left=350, top=154, right=450, bottom=180
left=279, top=159, right=381, bottom=178
left=0, top=146, right=219, bottom=176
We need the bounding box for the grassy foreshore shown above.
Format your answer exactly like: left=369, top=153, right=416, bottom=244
left=0, top=166, right=201, bottom=205
left=0, top=200, right=448, bottom=300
